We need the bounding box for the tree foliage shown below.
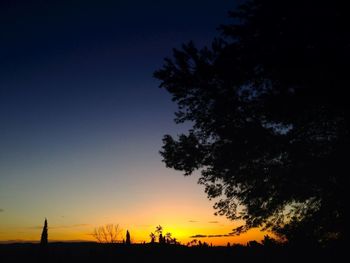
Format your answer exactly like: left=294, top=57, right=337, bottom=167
left=155, top=0, right=349, bottom=244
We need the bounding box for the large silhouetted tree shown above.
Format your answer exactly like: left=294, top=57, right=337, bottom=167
left=40, top=218, right=48, bottom=246
left=155, top=0, right=349, bottom=245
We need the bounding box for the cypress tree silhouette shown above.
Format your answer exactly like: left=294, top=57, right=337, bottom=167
left=40, top=218, right=48, bottom=246
left=126, top=230, right=131, bottom=245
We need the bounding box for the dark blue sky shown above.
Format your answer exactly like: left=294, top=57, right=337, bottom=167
left=0, top=1, right=241, bottom=243
left=1, top=0, right=236, bottom=135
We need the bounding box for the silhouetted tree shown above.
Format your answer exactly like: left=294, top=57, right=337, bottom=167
left=92, top=224, right=122, bottom=243
left=150, top=225, right=177, bottom=244
left=262, top=235, right=279, bottom=247
left=150, top=232, right=156, bottom=243
left=155, top=225, right=165, bottom=244
left=159, top=233, right=166, bottom=244
left=247, top=240, right=262, bottom=249
left=155, top=225, right=163, bottom=235
left=126, top=230, right=131, bottom=245
left=189, top=239, right=198, bottom=247
left=40, top=218, right=48, bottom=246
left=155, top=0, right=349, bottom=245
left=165, top=232, right=172, bottom=244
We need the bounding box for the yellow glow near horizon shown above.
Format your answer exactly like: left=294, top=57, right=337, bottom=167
left=0, top=162, right=270, bottom=246
left=0, top=216, right=269, bottom=246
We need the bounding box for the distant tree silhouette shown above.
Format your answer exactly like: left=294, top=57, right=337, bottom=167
left=159, top=233, right=165, bottom=244
left=155, top=225, right=163, bottom=235
left=92, top=224, right=122, bottom=243
left=126, top=230, right=131, bottom=245
left=165, top=232, right=172, bottom=244
left=149, top=232, right=156, bottom=243
left=261, top=235, right=279, bottom=247
left=150, top=225, right=177, bottom=244
left=172, top=237, right=178, bottom=245
left=40, top=218, right=48, bottom=246
left=247, top=240, right=262, bottom=249
left=155, top=225, right=165, bottom=244
left=191, top=239, right=197, bottom=245
left=155, top=0, right=349, bottom=246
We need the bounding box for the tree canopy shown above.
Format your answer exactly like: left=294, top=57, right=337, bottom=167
left=154, top=0, right=349, bottom=245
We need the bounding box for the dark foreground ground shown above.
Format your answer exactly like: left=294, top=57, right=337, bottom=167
left=0, top=242, right=343, bottom=263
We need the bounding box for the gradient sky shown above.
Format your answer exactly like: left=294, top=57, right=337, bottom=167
left=0, top=0, right=267, bottom=245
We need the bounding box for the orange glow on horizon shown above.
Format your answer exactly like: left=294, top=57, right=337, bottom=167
left=0, top=167, right=270, bottom=246
left=0, top=219, right=269, bottom=246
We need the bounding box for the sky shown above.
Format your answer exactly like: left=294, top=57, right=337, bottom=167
left=0, top=0, right=267, bottom=245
